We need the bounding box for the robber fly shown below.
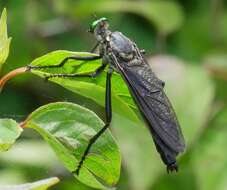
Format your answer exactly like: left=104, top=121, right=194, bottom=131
left=28, top=17, right=185, bottom=175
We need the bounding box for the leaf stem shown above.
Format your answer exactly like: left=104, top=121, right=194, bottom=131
left=19, top=121, right=27, bottom=128
left=0, top=67, right=27, bottom=92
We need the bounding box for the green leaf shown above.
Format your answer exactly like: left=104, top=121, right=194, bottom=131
left=0, top=8, right=11, bottom=70
left=0, top=119, right=22, bottom=152
left=25, top=102, right=121, bottom=189
left=30, top=50, right=139, bottom=123
left=0, top=177, right=59, bottom=190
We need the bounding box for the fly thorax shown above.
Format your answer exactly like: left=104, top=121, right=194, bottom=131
left=110, top=32, right=135, bottom=61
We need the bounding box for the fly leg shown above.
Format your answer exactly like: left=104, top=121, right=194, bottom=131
left=27, top=55, right=101, bottom=70
left=44, top=63, right=106, bottom=80
left=73, top=69, right=113, bottom=175
left=90, top=42, right=100, bottom=53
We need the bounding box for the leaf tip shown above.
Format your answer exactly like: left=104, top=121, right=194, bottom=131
left=1, top=8, right=7, bottom=19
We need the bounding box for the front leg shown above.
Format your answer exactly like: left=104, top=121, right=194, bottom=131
left=27, top=55, right=101, bottom=70
left=90, top=42, right=100, bottom=53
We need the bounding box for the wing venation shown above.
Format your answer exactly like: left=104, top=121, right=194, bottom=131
left=113, top=55, right=185, bottom=153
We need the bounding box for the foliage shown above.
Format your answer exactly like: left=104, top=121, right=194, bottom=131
left=0, top=8, right=11, bottom=71
left=0, top=119, right=22, bottom=151
left=0, top=101, right=120, bottom=189
left=25, top=102, right=120, bottom=189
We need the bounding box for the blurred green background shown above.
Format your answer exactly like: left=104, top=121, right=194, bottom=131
left=1, top=0, right=227, bottom=189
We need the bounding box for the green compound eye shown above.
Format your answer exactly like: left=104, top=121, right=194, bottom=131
left=90, top=17, right=108, bottom=32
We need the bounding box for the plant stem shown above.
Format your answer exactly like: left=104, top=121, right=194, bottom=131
left=0, top=67, right=27, bottom=92
left=19, top=121, right=27, bottom=128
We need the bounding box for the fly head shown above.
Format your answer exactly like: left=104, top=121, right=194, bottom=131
left=89, top=17, right=110, bottom=42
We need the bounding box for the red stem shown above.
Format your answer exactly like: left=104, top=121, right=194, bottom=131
left=0, top=67, right=27, bottom=92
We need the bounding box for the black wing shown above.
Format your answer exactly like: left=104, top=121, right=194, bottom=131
left=110, top=53, right=185, bottom=156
